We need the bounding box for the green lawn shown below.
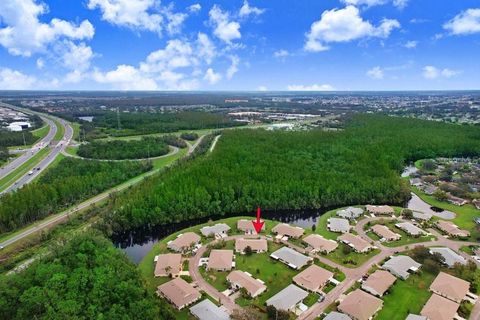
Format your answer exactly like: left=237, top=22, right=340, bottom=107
left=71, top=122, right=81, bottom=141
left=364, top=220, right=436, bottom=248
left=53, top=119, right=65, bottom=141
left=376, top=271, right=435, bottom=320
left=65, top=146, right=78, bottom=156
left=32, top=124, right=50, bottom=142
left=412, top=187, right=480, bottom=241
left=323, top=244, right=380, bottom=267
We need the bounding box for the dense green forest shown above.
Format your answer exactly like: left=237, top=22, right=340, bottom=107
left=92, top=111, right=242, bottom=136
left=0, top=130, right=36, bottom=147
left=0, top=146, right=8, bottom=163
left=104, top=115, right=480, bottom=231
left=180, top=132, right=199, bottom=141
left=0, top=158, right=151, bottom=233
left=0, top=233, right=175, bottom=320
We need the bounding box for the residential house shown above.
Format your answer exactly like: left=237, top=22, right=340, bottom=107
left=293, top=265, right=334, bottom=292
left=154, top=253, right=182, bottom=277
left=270, top=246, right=312, bottom=270
left=303, top=234, right=338, bottom=254
left=157, top=278, right=201, bottom=310
left=324, top=312, right=352, bottom=320
left=429, top=248, right=467, bottom=268
left=420, top=294, right=459, bottom=320
left=237, top=219, right=265, bottom=234
left=265, top=284, right=309, bottom=314
left=395, top=222, right=426, bottom=237
left=207, top=250, right=234, bottom=271
left=337, top=207, right=364, bottom=220
left=227, top=270, right=266, bottom=298
left=167, top=232, right=201, bottom=253
left=328, top=218, right=352, bottom=233
left=382, top=255, right=421, bottom=280
left=200, top=223, right=231, bottom=238
left=361, top=270, right=396, bottom=297
left=447, top=194, right=468, bottom=206
left=338, top=233, right=374, bottom=253
left=409, top=178, right=423, bottom=187
left=190, top=299, right=230, bottom=320
left=429, top=272, right=470, bottom=303
left=337, top=289, right=383, bottom=320
left=473, top=199, right=480, bottom=210
left=412, top=211, right=432, bottom=221
left=436, top=220, right=470, bottom=238
left=235, top=238, right=268, bottom=254
left=371, top=225, right=401, bottom=242
left=272, top=223, right=305, bottom=239
left=405, top=315, right=427, bottom=320
left=365, top=205, right=395, bottom=216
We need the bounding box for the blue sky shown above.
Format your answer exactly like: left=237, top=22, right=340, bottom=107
left=0, top=0, right=479, bottom=91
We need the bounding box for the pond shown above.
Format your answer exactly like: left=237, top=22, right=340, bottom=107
left=112, top=208, right=328, bottom=264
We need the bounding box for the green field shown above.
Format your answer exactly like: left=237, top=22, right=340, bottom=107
left=31, top=124, right=50, bottom=142
left=53, top=119, right=65, bottom=141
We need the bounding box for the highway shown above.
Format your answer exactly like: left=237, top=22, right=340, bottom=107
left=0, top=103, right=73, bottom=195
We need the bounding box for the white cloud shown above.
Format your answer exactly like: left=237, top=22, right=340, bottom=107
left=203, top=68, right=221, bottom=84
left=60, top=42, right=94, bottom=72
left=0, top=0, right=94, bottom=57
left=226, top=55, right=239, bottom=79
left=0, top=68, right=36, bottom=89
left=287, top=84, right=334, bottom=91
left=443, top=8, right=480, bottom=35
left=257, top=85, right=268, bottom=91
left=197, top=33, right=216, bottom=64
left=239, top=1, right=265, bottom=18
left=422, top=65, right=461, bottom=79
left=304, top=6, right=400, bottom=52
left=93, top=65, right=158, bottom=90
left=404, top=40, right=418, bottom=48
left=36, top=58, right=45, bottom=69
left=274, top=49, right=290, bottom=58
left=366, top=66, right=384, bottom=79
left=188, top=3, right=201, bottom=13
left=342, top=0, right=408, bottom=9
left=209, top=5, right=241, bottom=43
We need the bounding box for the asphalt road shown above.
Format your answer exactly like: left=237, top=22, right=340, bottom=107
left=1, top=118, right=73, bottom=195
left=0, top=116, right=56, bottom=180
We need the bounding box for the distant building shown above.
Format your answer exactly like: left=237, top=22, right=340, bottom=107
left=429, top=247, right=466, bottom=268
left=337, top=289, right=383, bottom=320
left=365, top=205, right=395, bottom=216
left=327, top=218, right=351, bottom=233
left=472, top=199, right=480, bottom=210
left=293, top=265, right=334, bottom=292
left=235, top=238, right=268, bottom=254
left=336, top=207, right=364, bottom=220
left=227, top=270, right=266, bottom=298
left=190, top=299, right=230, bottom=320
left=371, top=225, right=401, bottom=242
left=421, top=184, right=438, bottom=195
left=338, top=233, right=374, bottom=253
left=265, top=284, right=308, bottom=313
left=157, top=278, right=201, bottom=310
left=409, top=178, right=423, bottom=187
left=382, top=255, right=421, bottom=280
left=207, top=250, right=234, bottom=271
left=395, top=222, right=426, bottom=237
left=237, top=219, right=264, bottom=234
left=270, top=246, right=312, bottom=270
left=200, top=223, right=231, bottom=238
left=412, top=211, right=432, bottom=221
left=272, top=223, right=305, bottom=239
left=302, top=234, right=338, bottom=254
left=167, top=232, right=201, bottom=253
left=436, top=220, right=470, bottom=238
left=154, top=253, right=182, bottom=277
left=361, top=270, right=396, bottom=297
left=447, top=194, right=468, bottom=206
left=7, top=121, right=30, bottom=131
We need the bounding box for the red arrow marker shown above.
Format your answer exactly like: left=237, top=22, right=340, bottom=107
left=252, top=207, right=265, bottom=234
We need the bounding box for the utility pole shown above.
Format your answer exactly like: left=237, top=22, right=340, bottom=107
left=117, top=107, right=121, bottom=130
left=22, top=131, right=26, bottom=147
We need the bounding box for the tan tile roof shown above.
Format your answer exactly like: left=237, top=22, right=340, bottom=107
left=429, top=272, right=470, bottom=303
left=235, top=238, right=267, bottom=252
left=436, top=220, right=470, bottom=237
left=154, top=253, right=182, bottom=277
left=207, top=250, right=234, bottom=270
left=338, top=289, right=383, bottom=320
left=227, top=270, right=266, bottom=297
left=421, top=294, right=459, bottom=320
left=157, top=278, right=201, bottom=309
left=272, top=223, right=304, bottom=238
left=365, top=205, right=394, bottom=215
left=303, top=234, right=338, bottom=253
left=168, top=232, right=201, bottom=252
left=371, top=225, right=401, bottom=241
left=361, top=270, right=396, bottom=296
left=338, top=233, right=372, bottom=252
left=293, top=265, right=334, bottom=292
left=237, top=219, right=265, bottom=233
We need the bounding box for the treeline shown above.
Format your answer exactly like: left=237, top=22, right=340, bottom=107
left=0, top=233, right=176, bottom=320
left=103, top=115, right=480, bottom=231
left=180, top=132, right=199, bottom=141
left=94, top=111, right=242, bottom=136
left=77, top=135, right=186, bottom=160
left=0, top=158, right=151, bottom=233
left=0, top=130, right=36, bottom=147
left=0, top=146, right=8, bottom=163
